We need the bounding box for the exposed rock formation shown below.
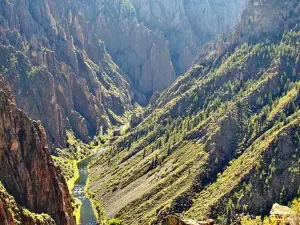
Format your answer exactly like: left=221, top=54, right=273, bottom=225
left=269, top=204, right=300, bottom=225
left=130, top=0, right=198, bottom=75
left=88, top=0, right=176, bottom=102
left=242, top=203, right=300, bottom=225
left=235, top=0, right=300, bottom=43
left=271, top=204, right=299, bottom=217
left=131, top=0, right=248, bottom=75
left=165, top=215, right=214, bottom=225
left=0, top=76, right=75, bottom=225
left=0, top=0, right=134, bottom=147
left=184, top=0, right=248, bottom=41
left=0, top=0, right=251, bottom=146
left=0, top=182, right=56, bottom=225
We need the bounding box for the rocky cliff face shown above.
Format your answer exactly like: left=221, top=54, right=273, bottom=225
left=0, top=75, right=75, bottom=225
left=0, top=0, right=250, bottom=146
left=235, top=0, right=300, bottom=43
left=0, top=0, right=134, bottom=147
left=78, top=0, right=177, bottom=103
left=131, top=0, right=248, bottom=75
left=0, top=181, right=56, bottom=225
left=184, top=0, right=248, bottom=41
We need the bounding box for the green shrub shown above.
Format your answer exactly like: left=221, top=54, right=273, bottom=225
left=100, top=136, right=106, bottom=144
left=108, top=218, right=122, bottom=225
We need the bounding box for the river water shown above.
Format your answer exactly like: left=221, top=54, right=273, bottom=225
left=73, top=156, right=98, bottom=225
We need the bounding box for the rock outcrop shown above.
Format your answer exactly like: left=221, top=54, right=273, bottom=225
left=0, top=181, right=56, bottom=225
left=165, top=215, right=214, bottom=225
left=131, top=0, right=248, bottom=75
left=242, top=203, right=300, bottom=225
left=89, top=0, right=176, bottom=102
left=235, top=0, right=300, bottom=43
left=0, top=75, right=75, bottom=225
left=184, top=0, right=248, bottom=41
left=269, top=204, right=300, bottom=225
left=0, top=0, right=134, bottom=147
left=130, top=0, right=198, bottom=75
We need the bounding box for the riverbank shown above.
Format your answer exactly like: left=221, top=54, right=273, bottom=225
left=53, top=133, right=117, bottom=224
left=68, top=160, right=81, bottom=224
left=85, top=148, right=108, bottom=225
left=73, top=156, right=98, bottom=224
left=85, top=148, right=123, bottom=225
left=52, top=156, right=81, bottom=223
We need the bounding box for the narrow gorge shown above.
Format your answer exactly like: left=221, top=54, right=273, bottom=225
left=1, top=0, right=300, bottom=225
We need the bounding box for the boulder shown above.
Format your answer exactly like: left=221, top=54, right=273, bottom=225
left=269, top=204, right=300, bottom=225
left=165, top=215, right=214, bottom=225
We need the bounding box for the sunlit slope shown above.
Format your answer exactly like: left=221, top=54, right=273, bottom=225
left=89, top=27, right=300, bottom=224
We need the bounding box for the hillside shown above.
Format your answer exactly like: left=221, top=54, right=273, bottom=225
left=0, top=0, right=136, bottom=148
left=89, top=0, right=300, bottom=224
left=0, top=74, right=75, bottom=225
left=0, top=0, right=248, bottom=148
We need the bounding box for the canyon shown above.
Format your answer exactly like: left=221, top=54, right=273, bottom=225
left=1, top=0, right=300, bottom=225
left=0, top=0, right=247, bottom=151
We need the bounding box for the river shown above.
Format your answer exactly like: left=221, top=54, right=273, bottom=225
left=73, top=156, right=98, bottom=225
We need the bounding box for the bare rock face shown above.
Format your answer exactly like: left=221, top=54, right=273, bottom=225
left=88, top=0, right=177, bottom=101
left=131, top=0, right=198, bottom=75
left=130, top=0, right=248, bottom=75
left=0, top=76, right=75, bottom=225
left=0, top=0, right=134, bottom=147
left=184, top=0, right=248, bottom=42
left=235, top=0, right=300, bottom=42
left=0, top=182, right=56, bottom=225
left=270, top=204, right=298, bottom=217
left=165, top=215, right=214, bottom=225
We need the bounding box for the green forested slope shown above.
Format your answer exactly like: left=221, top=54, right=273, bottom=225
left=89, top=1, right=300, bottom=223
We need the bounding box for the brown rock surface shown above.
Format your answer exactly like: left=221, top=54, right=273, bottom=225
left=0, top=0, right=134, bottom=147
left=165, top=215, right=214, bottom=225
left=269, top=204, right=300, bottom=225
left=0, top=77, right=75, bottom=225
left=0, top=181, right=56, bottom=225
